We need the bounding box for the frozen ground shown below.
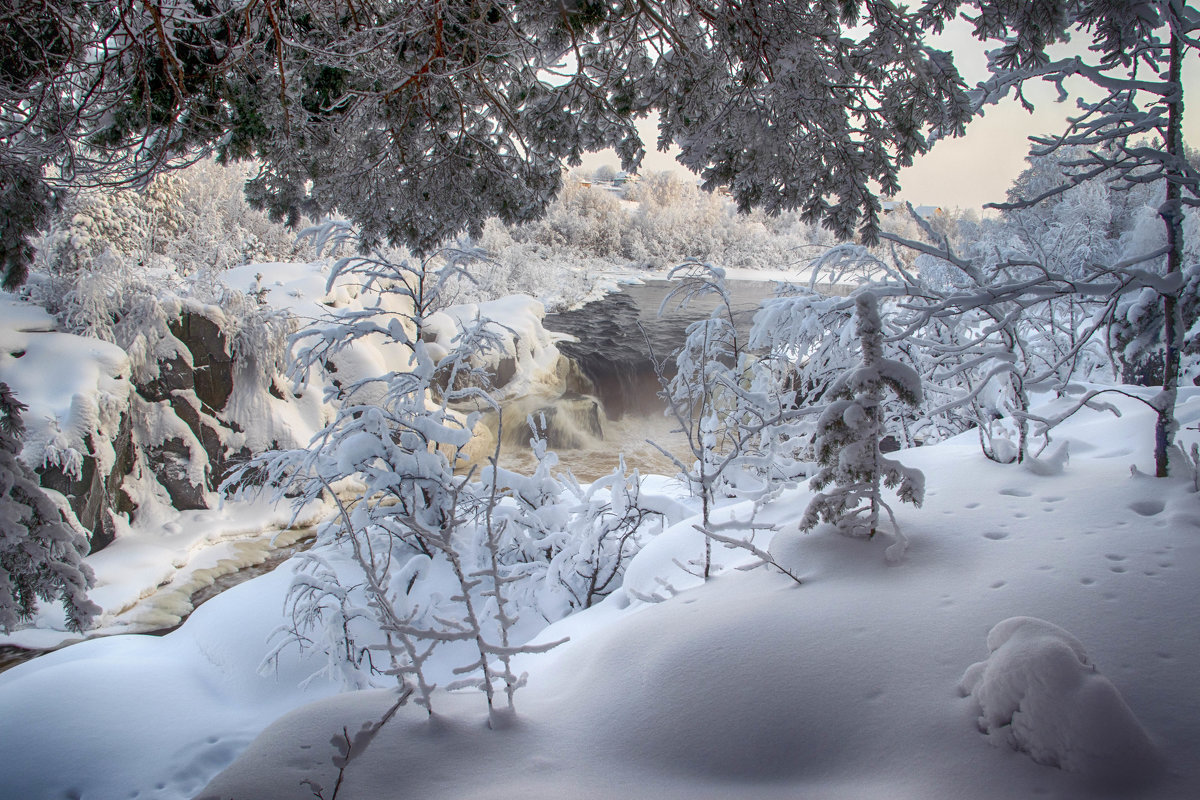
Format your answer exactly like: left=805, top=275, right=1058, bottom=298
left=0, top=388, right=1196, bottom=799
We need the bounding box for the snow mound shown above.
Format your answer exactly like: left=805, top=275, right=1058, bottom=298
left=1023, top=441, right=1070, bottom=476
left=959, top=616, right=1162, bottom=783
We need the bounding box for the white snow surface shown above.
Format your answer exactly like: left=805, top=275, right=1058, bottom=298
left=0, top=388, right=1197, bottom=799
left=0, top=294, right=132, bottom=476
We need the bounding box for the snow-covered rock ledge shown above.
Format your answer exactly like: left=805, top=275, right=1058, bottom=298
left=2, top=262, right=581, bottom=645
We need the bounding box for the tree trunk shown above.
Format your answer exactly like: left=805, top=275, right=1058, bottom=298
left=1156, top=16, right=1185, bottom=478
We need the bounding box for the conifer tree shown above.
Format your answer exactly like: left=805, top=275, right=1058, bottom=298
left=0, top=383, right=99, bottom=633
left=800, top=293, right=924, bottom=557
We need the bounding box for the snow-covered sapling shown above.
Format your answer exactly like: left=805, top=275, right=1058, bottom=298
left=801, top=292, right=924, bottom=559
left=237, top=241, right=562, bottom=721
left=649, top=262, right=749, bottom=579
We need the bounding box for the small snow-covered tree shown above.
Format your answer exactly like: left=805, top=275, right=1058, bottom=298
left=650, top=263, right=749, bottom=579
left=0, top=383, right=99, bottom=633
left=239, top=240, right=559, bottom=720
left=650, top=263, right=813, bottom=582
left=801, top=292, right=924, bottom=557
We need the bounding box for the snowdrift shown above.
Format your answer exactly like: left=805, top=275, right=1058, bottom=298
left=0, top=389, right=1196, bottom=800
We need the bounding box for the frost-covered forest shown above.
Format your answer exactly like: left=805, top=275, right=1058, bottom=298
left=2, top=2, right=1200, bottom=800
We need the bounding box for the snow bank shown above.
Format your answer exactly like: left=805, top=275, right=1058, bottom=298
left=0, top=294, right=131, bottom=476
left=196, top=389, right=1200, bottom=800
left=0, top=561, right=339, bottom=800
left=430, top=294, right=569, bottom=401
left=960, top=616, right=1162, bottom=783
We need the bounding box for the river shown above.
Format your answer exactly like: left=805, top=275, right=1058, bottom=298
left=492, top=277, right=812, bottom=481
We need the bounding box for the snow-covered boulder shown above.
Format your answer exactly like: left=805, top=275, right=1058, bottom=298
left=959, top=616, right=1161, bottom=783
left=427, top=294, right=568, bottom=402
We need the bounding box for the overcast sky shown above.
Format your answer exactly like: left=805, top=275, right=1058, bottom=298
left=581, top=20, right=1200, bottom=211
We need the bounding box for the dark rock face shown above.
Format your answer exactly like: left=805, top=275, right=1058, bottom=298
left=494, top=356, right=517, bottom=389
left=163, top=392, right=225, bottom=489
left=432, top=354, right=519, bottom=400
left=146, top=437, right=207, bottom=511
left=169, top=312, right=233, bottom=414
left=35, top=307, right=244, bottom=554
left=37, top=413, right=135, bottom=553
left=135, top=352, right=193, bottom=403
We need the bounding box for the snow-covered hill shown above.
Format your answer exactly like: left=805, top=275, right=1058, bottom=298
left=1, top=389, right=1196, bottom=799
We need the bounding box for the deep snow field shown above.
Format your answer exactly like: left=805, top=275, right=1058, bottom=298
left=1, top=385, right=1197, bottom=800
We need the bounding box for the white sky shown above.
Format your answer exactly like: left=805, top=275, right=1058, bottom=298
left=581, top=20, right=1200, bottom=211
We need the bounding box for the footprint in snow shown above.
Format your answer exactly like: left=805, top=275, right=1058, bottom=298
left=984, top=531, right=1009, bottom=541
left=1129, top=499, right=1165, bottom=517
left=999, top=488, right=1033, bottom=497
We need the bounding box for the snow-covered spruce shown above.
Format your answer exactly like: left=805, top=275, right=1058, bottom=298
left=0, top=382, right=99, bottom=633
left=800, top=291, right=924, bottom=559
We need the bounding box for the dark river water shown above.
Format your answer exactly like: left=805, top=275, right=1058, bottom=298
left=491, top=278, right=816, bottom=481
left=544, top=279, right=782, bottom=419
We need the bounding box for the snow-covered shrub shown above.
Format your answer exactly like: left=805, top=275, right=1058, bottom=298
left=801, top=291, right=924, bottom=558
left=486, top=430, right=661, bottom=618
left=960, top=617, right=1161, bottom=783
left=457, top=222, right=617, bottom=311
left=0, top=383, right=99, bottom=633
left=35, top=160, right=313, bottom=282
left=652, top=263, right=750, bottom=578
left=649, top=264, right=815, bottom=581
left=241, top=242, right=560, bottom=718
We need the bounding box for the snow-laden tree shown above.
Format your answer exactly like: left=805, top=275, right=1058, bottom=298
left=2, top=0, right=973, bottom=287
left=238, top=241, right=560, bottom=719
left=801, top=292, right=924, bottom=559
left=0, top=383, right=99, bottom=634
left=650, top=263, right=749, bottom=579
left=966, top=0, right=1199, bottom=477
left=650, top=263, right=811, bottom=582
